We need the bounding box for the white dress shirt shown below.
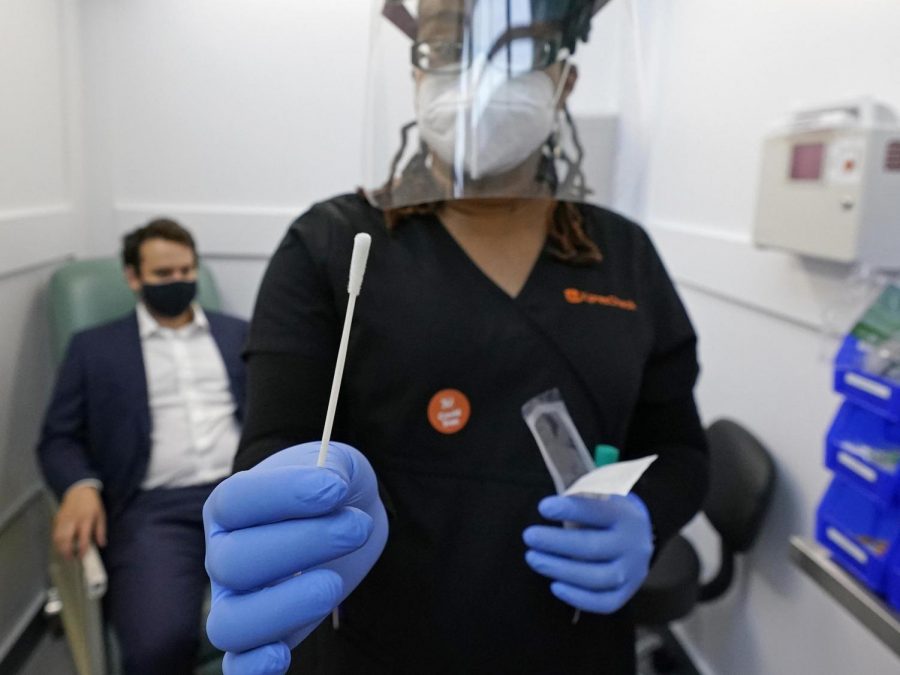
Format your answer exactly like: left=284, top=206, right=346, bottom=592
left=137, top=302, right=241, bottom=489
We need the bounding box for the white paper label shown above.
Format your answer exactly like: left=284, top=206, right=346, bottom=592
left=826, top=527, right=868, bottom=565
left=837, top=451, right=878, bottom=483
left=844, top=373, right=892, bottom=401
left=564, top=455, right=658, bottom=497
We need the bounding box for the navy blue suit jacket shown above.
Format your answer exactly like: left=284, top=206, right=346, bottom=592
left=37, top=310, right=248, bottom=517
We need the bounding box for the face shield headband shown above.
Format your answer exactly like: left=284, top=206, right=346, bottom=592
left=383, top=0, right=612, bottom=53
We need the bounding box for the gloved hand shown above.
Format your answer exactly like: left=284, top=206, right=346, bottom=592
left=203, top=442, right=389, bottom=675
left=522, top=493, right=653, bottom=614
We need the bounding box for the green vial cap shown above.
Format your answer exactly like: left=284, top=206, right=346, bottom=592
left=594, top=445, right=620, bottom=467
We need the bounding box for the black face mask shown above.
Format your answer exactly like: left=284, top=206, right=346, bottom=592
left=141, top=281, right=197, bottom=317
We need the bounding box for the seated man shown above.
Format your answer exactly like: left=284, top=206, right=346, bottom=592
left=37, top=219, right=248, bottom=675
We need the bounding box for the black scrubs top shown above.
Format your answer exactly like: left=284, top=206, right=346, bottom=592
left=236, top=193, right=709, bottom=675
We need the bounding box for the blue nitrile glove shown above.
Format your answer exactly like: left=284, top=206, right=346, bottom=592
left=522, top=493, right=653, bottom=614
left=203, top=442, right=388, bottom=675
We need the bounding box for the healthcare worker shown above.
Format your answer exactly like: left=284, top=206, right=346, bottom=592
left=203, top=1, right=709, bottom=673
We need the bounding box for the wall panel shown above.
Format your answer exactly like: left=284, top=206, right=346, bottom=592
left=0, top=0, right=69, bottom=209
left=639, top=1, right=900, bottom=673
left=0, top=0, right=85, bottom=661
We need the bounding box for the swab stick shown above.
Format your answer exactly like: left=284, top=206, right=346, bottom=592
left=317, top=233, right=372, bottom=467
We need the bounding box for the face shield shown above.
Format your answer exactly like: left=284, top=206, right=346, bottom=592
left=362, top=0, right=645, bottom=211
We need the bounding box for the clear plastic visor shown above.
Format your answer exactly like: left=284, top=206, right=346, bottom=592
left=363, top=0, right=644, bottom=212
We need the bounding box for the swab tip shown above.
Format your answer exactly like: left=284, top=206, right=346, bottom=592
left=348, top=233, right=372, bottom=295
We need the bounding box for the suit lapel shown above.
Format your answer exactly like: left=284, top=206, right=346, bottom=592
left=207, top=312, right=246, bottom=420
left=119, top=312, right=151, bottom=438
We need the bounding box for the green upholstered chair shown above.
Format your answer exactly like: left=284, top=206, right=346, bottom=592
left=47, top=257, right=224, bottom=675
left=48, top=257, right=221, bottom=363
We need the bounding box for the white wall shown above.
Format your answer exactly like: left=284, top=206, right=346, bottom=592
left=80, top=0, right=376, bottom=317
left=674, top=289, right=899, bottom=674
left=0, top=0, right=85, bottom=660
left=639, top=1, right=900, bottom=673
left=645, top=0, right=900, bottom=238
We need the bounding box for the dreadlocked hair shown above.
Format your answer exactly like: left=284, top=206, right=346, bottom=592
left=545, top=201, right=602, bottom=265
left=368, top=192, right=603, bottom=267
left=362, top=103, right=601, bottom=266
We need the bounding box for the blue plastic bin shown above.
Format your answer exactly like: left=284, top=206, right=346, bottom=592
left=887, top=554, right=900, bottom=612
left=816, top=476, right=900, bottom=594
left=826, top=401, right=900, bottom=506
left=834, top=335, right=900, bottom=423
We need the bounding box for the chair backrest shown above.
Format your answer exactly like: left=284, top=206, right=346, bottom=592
left=703, top=419, right=777, bottom=553
left=48, top=258, right=221, bottom=364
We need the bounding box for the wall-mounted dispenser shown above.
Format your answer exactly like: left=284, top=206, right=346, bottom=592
left=754, top=98, right=900, bottom=268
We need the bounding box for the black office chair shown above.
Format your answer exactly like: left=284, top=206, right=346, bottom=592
left=630, top=419, right=777, bottom=670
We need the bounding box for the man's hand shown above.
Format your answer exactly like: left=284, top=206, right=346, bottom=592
left=53, top=484, right=107, bottom=560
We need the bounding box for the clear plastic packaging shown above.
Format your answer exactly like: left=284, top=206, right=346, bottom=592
left=522, top=388, right=595, bottom=494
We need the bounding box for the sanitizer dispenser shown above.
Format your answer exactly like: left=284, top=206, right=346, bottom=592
left=754, top=98, right=900, bottom=268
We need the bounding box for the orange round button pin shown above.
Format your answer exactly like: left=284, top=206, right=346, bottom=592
left=427, top=389, right=471, bottom=435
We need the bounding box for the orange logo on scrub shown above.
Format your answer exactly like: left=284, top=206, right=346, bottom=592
left=427, top=389, right=471, bottom=435
left=564, top=288, right=638, bottom=312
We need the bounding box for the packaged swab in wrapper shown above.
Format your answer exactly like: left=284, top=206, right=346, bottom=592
left=522, top=389, right=658, bottom=498
left=522, top=389, right=657, bottom=624
left=522, top=389, right=595, bottom=494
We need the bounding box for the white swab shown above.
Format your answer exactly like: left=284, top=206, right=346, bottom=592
left=317, top=233, right=372, bottom=468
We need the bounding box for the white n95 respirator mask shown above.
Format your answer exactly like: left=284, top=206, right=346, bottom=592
left=415, top=70, right=558, bottom=181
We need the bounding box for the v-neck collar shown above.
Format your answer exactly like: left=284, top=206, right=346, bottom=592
left=427, top=213, right=549, bottom=303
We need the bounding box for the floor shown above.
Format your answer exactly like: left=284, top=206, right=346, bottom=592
left=7, top=623, right=701, bottom=675
left=12, top=631, right=77, bottom=675
left=636, top=627, right=702, bottom=675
